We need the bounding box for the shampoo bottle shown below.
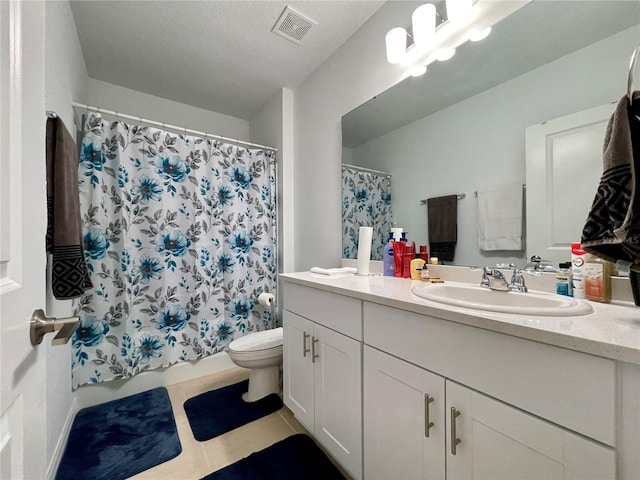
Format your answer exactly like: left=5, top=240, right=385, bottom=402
left=556, top=262, right=573, bottom=297
left=571, top=243, right=587, bottom=299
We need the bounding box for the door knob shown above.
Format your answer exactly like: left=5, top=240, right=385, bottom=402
left=30, top=309, right=80, bottom=346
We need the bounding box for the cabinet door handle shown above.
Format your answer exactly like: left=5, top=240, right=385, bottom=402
left=302, top=332, right=310, bottom=357
left=450, top=407, right=462, bottom=455
left=424, top=394, right=435, bottom=437
left=311, top=336, right=319, bottom=363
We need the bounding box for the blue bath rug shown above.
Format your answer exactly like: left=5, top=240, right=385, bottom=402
left=201, top=434, right=347, bottom=480
left=184, top=379, right=283, bottom=441
left=56, top=387, right=181, bottom=480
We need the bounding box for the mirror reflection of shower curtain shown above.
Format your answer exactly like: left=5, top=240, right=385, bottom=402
left=72, top=112, right=277, bottom=389
left=342, top=165, right=392, bottom=261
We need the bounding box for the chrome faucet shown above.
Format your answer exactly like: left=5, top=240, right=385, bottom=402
left=480, top=267, right=510, bottom=291
left=509, top=268, right=528, bottom=292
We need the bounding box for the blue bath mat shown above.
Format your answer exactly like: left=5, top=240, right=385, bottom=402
left=201, top=434, right=347, bottom=480
left=184, top=379, right=283, bottom=441
left=56, top=387, right=181, bottom=480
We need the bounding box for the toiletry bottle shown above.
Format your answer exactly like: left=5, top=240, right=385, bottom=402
left=419, top=245, right=428, bottom=262
left=393, top=241, right=406, bottom=278
left=410, top=258, right=426, bottom=280
left=421, top=262, right=430, bottom=280
left=583, top=254, right=612, bottom=303
left=556, top=262, right=573, bottom=297
left=571, top=243, right=586, bottom=299
left=383, top=234, right=395, bottom=277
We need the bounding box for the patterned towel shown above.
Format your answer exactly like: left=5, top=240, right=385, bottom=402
left=582, top=93, right=640, bottom=266
left=46, top=117, right=92, bottom=298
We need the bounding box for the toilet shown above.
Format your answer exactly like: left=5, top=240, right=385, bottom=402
left=227, top=327, right=283, bottom=402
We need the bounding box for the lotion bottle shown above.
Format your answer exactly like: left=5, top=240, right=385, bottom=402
left=383, top=234, right=395, bottom=276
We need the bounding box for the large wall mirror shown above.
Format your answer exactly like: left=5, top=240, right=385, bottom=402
left=341, top=0, right=640, bottom=267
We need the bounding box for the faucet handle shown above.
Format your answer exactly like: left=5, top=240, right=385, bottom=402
left=496, top=263, right=517, bottom=270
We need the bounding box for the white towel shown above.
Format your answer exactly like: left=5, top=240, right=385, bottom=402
left=310, top=267, right=357, bottom=276
left=477, top=184, right=523, bottom=251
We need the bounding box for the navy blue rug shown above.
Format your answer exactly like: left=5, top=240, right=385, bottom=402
left=201, top=434, right=347, bottom=480
left=184, top=379, right=283, bottom=441
left=56, top=387, right=181, bottom=480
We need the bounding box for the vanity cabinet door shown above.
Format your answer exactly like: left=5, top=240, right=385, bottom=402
left=364, top=346, right=445, bottom=480
left=283, top=310, right=315, bottom=431
left=314, top=323, right=362, bottom=480
left=445, top=381, right=616, bottom=480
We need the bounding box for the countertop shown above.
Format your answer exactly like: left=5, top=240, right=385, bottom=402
left=280, top=272, right=640, bottom=364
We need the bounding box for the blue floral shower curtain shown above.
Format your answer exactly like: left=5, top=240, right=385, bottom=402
left=72, top=113, right=277, bottom=388
left=342, top=165, right=393, bottom=261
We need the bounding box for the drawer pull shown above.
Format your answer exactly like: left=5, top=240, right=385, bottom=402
left=312, top=336, right=320, bottom=363
left=303, top=332, right=310, bottom=357
left=451, top=407, right=461, bottom=455
left=424, top=394, right=435, bottom=437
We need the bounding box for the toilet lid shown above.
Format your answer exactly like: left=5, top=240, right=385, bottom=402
left=228, top=327, right=283, bottom=352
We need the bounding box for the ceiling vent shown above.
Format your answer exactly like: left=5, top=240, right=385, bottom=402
left=272, top=6, right=316, bottom=45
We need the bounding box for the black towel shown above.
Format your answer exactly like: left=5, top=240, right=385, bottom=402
left=46, top=117, right=92, bottom=299
left=427, top=195, right=458, bottom=262
left=582, top=93, right=640, bottom=266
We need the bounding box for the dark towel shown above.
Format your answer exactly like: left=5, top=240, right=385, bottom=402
left=427, top=194, right=458, bottom=262
left=582, top=93, right=640, bottom=266
left=46, top=117, right=92, bottom=299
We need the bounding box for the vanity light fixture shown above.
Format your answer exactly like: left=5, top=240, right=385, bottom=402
left=469, top=26, right=492, bottom=41
left=384, top=0, right=531, bottom=76
left=436, top=48, right=456, bottom=62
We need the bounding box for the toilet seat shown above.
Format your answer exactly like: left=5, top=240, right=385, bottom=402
left=228, top=327, right=283, bottom=353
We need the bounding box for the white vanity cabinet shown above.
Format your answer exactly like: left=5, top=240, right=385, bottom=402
left=364, top=346, right=446, bottom=480
left=363, top=302, right=616, bottom=480
left=446, top=381, right=616, bottom=480
left=365, top=345, right=616, bottom=480
left=282, top=282, right=363, bottom=479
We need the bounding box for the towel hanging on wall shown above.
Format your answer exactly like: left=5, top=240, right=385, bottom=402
left=582, top=92, right=640, bottom=266
left=427, top=195, right=458, bottom=262
left=477, top=184, right=524, bottom=251
left=46, top=117, right=92, bottom=299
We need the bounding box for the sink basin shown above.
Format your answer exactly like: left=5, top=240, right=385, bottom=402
left=410, top=283, right=593, bottom=317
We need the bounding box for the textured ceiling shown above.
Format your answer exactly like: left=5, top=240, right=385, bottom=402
left=70, top=1, right=385, bottom=120
left=342, top=0, right=640, bottom=148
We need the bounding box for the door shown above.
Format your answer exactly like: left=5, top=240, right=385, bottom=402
left=363, top=346, right=445, bottom=480
left=0, top=1, right=48, bottom=478
left=313, top=323, right=362, bottom=480
left=525, top=102, right=616, bottom=266
left=445, top=381, right=616, bottom=480
left=282, top=311, right=314, bottom=431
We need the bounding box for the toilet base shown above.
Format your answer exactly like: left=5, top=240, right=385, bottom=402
left=242, top=365, right=280, bottom=403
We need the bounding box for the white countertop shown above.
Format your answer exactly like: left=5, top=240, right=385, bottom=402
left=280, top=272, right=640, bottom=364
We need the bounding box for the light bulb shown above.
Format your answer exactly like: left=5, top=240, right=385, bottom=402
left=385, top=27, right=408, bottom=64
left=436, top=48, right=456, bottom=61
left=410, top=65, right=427, bottom=77
left=469, top=26, right=491, bottom=41
left=445, top=0, right=473, bottom=24
left=412, top=3, right=436, bottom=48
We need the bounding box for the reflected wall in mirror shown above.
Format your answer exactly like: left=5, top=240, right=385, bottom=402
left=341, top=0, right=640, bottom=268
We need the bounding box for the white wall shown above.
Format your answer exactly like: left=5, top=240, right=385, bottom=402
left=87, top=79, right=250, bottom=140
left=351, top=26, right=640, bottom=267
left=44, top=1, right=89, bottom=475
left=293, top=2, right=419, bottom=270
left=250, top=88, right=295, bottom=277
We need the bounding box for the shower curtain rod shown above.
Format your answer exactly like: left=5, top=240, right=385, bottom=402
left=72, top=102, right=277, bottom=152
left=342, top=163, right=392, bottom=177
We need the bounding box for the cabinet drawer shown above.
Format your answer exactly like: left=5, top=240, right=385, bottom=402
left=364, top=302, right=616, bottom=446
left=283, top=282, right=362, bottom=340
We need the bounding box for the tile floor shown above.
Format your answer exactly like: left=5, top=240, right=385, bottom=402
left=129, top=366, right=313, bottom=479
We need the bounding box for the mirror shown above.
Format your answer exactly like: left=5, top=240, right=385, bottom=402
left=341, top=0, right=640, bottom=266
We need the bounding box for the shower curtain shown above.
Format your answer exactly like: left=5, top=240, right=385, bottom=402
left=342, top=165, right=393, bottom=260
left=72, top=112, right=277, bottom=388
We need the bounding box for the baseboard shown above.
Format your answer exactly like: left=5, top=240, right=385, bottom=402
left=74, top=351, right=236, bottom=409
left=46, top=396, right=79, bottom=480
